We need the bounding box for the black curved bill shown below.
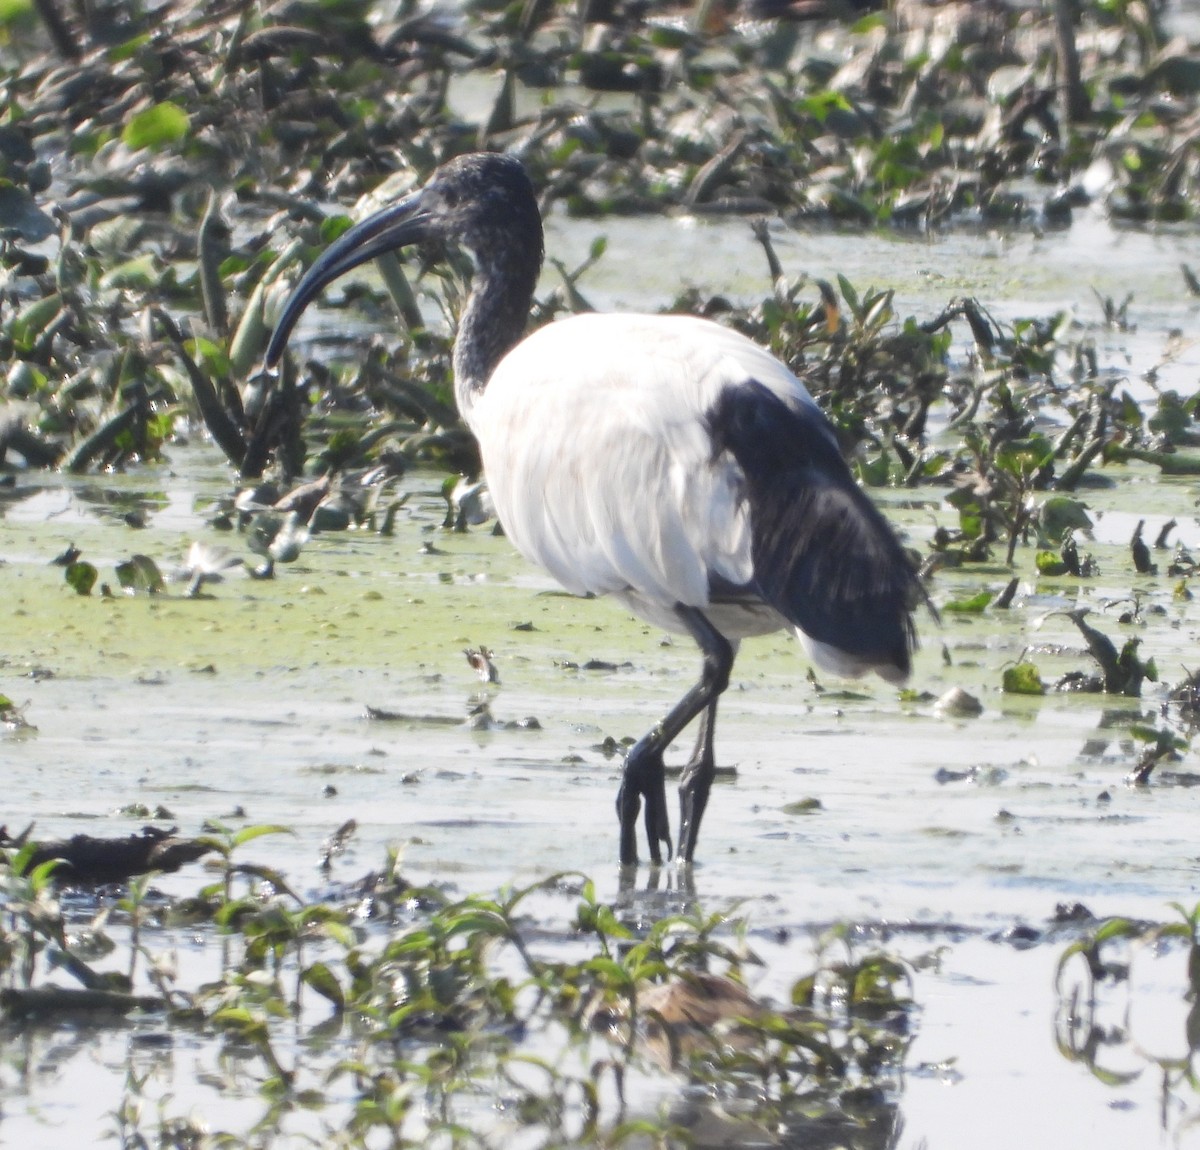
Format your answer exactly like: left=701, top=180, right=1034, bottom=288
left=264, top=189, right=431, bottom=368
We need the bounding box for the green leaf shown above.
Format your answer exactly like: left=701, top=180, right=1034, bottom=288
left=100, top=255, right=159, bottom=291
left=1035, top=550, right=1068, bottom=576
left=444, top=909, right=511, bottom=941
left=1128, top=724, right=1162, bottom=743
left=320, top=920, right=356, bottom=948
left=213, top=1005, right=258, bottom=1027
left=231, top=824, right=293, bottom=848
left=582, top=956, right=632, bottom=986
left=856, top=452, right=892, bottom=487
left=837, top=273, right=861, bottom=315
left=115, top=554, right=165, bottom=594
left=958, top=512, right=983, bottom=540
left=589, top=903, right=633, bottom=940
left=9, top=841, right=38, bottom=877
left=1116, top=389, right=1143, bottom=428
left=861, top=289, right=894, bottom=331
left=945, top=487, right=983, bottom=538
left=302, top=961, right=345, bottom=1009
left=122, top=101, right=190, bottom=150
left=1038, top=496, right=1093, bottom=544
left=790, top=972, right=816, bottom=1006
left=10, top=293, right=61, bottom=353
left=647, top=24, right=689, bottom=48
left=942, top=589, right=992, bottom=614
left=320, top=214, right=355, bottom=244
left=27, top=857, right=64, bottom=890
left=0, top=0, right=33, bottom=28
left=1002, top=661, right=1044, bottom=695
left=796, top=90, right=851, bottom=122
left=64, top=561, right=98, bottom=596
left=849, top=10, right=887, bottom=32
left=1088, top=1064, right=1145, bottom=1087
left=1091, top=917, right=1141, bottom=944
left=213, top=897, right=261, bottom=927
left=995, top=434, right=1053, bottom=478
left=944, top=486, right=979, bottom=510
left=106, top=32, right=151, bottom=62
left=185, top=336, right=232, bottom=379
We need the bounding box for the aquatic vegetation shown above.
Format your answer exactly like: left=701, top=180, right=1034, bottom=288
left=3, top=2, right=1200, bottom=1140
left=0, top=835, right=915, bottom=1147
left=1055, top=900, right=1200, bottom=1142
left=1, top=0, right=1196, bottom=492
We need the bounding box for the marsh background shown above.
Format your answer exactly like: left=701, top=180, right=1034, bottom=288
left=2, top=0, right=1200, bottom=1145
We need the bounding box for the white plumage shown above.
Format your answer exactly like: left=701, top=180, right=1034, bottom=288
left=267, top=152, right=922, bottom=867
left=474, top=315, right=775, bottom=606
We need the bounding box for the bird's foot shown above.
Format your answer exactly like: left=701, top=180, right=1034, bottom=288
left=677, top=749, right=715, bottom=866
left=616, top=742, right=673, bottom=866
left=643, top=775, right=673, bottom=866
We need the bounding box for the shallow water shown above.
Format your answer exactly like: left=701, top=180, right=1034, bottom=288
left=3, top=211, right=1200, bottom=1146
left=546, top=205, right=1200, bottom=418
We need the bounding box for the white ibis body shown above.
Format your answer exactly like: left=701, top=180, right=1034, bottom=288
left=266, top=152, right=921, bottom=867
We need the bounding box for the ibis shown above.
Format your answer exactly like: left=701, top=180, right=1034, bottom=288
left=265, top=151, right=922, bottom=867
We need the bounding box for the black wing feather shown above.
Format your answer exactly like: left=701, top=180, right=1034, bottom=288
left=707, top=380, right=920, bottom=675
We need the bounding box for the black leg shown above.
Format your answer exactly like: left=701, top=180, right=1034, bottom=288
left=678, top=700, right=717, bottom=864
left=616, top=751, right=668, bottom=865
left=616, top=605, right=734, bottom=866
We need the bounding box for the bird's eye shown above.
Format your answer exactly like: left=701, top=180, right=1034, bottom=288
left=442, top=187, right=459, bottom=208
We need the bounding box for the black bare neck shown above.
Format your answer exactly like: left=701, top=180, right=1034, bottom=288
left=453, top=204, right=544, bottom=418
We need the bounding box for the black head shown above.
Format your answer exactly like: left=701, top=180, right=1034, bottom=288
left=418, top=152, right=543, bottom=255
left=264, top=152, right=544, bottom=369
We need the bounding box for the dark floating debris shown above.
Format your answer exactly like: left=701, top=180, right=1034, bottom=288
left=0, top=986, right=166, bottom=1021
left=4, top=824, right=213, bottom=886
left=1154, top=519, right=1176, bottom=550
left=1063, top=609, right=1156, bottom=698
left=1130, top=520, right=1155, bottom=575
left=364, top=705, right=464, bottom=726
